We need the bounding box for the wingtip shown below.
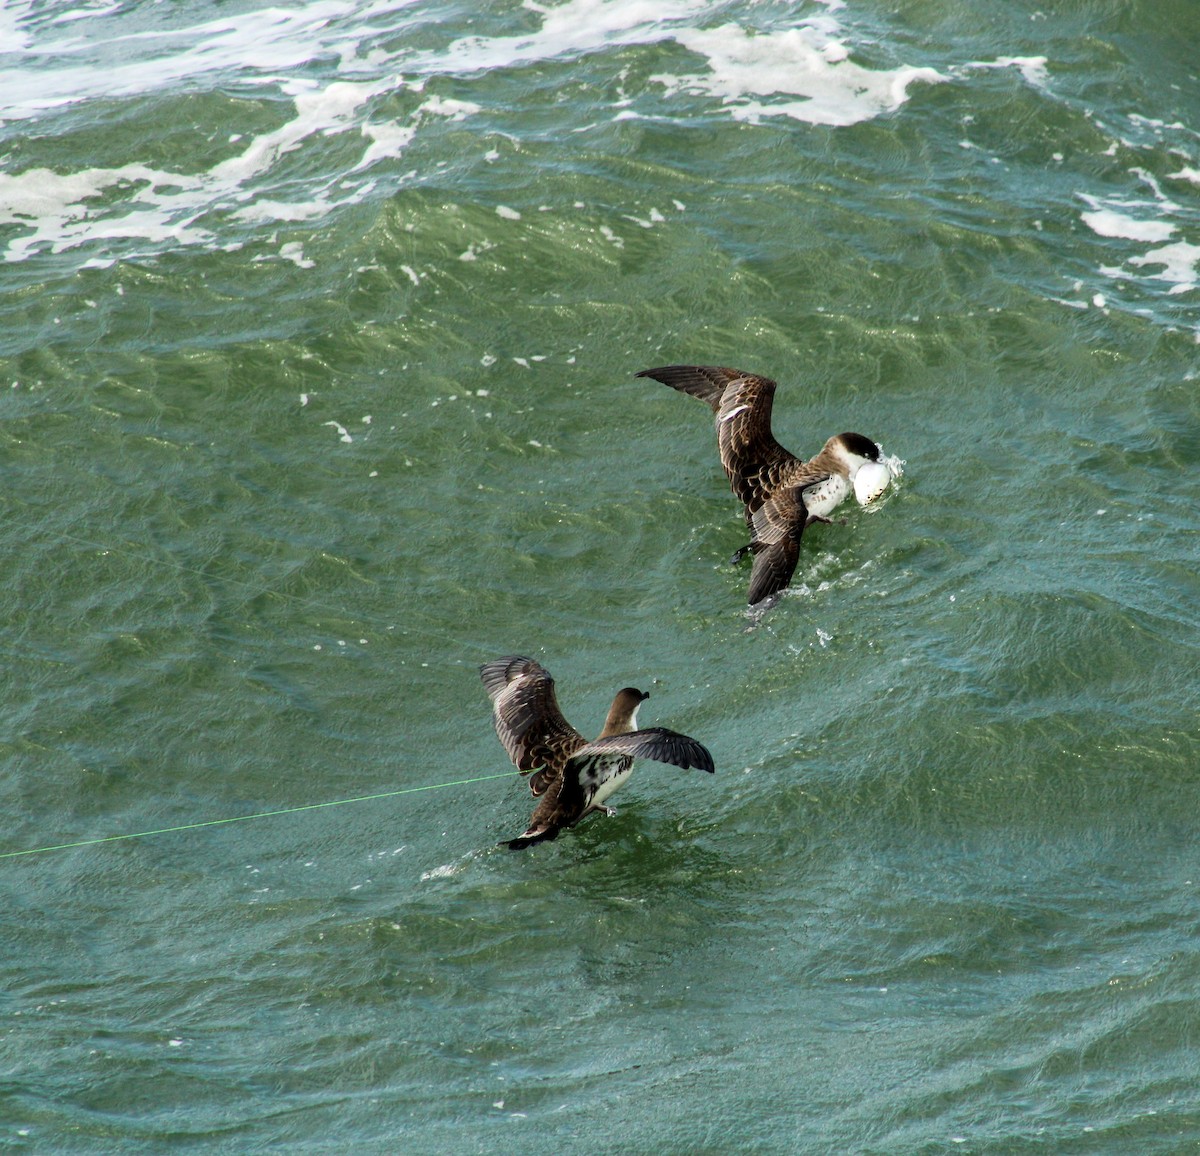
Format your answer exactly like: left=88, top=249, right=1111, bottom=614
left=744, top=533, right=800, bottom=607
left=479, top=654, right=539, bottom=696
left=746, top=566, right=786, bottom=608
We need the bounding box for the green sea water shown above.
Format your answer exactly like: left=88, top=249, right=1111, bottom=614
left=2, top=1, right=1199, bottom=1151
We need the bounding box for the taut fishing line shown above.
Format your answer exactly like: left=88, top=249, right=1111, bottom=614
left=4, top=517, right=518, bottom=863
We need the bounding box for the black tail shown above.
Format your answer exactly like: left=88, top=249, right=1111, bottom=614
left=504, top=826, right=560, bottom=851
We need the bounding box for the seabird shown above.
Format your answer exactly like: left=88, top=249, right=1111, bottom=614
left=480, top=655, right=714, bottom=850
left=636, top=364, right=892, bottom=606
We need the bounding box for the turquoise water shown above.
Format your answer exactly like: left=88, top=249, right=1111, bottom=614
left=2, top=0, right=1199, bottom=1150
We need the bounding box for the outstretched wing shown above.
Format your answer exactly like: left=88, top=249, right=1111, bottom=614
left=638, top=365, right=796, bottom=511
left=635, top=364, right=753, bottom=411
left=479, top=656, right=585, bottom=784
left=571, top=727, right=715, bottom=774
left=713, top=371, right=802, bottom=511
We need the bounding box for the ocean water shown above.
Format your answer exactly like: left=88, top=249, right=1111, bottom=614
left=2, top=0, right=1199, bottom=1150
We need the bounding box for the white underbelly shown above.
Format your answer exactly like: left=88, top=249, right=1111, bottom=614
left=589, top=759, right=635, bottom=809
left=803, top=475, right=851, bottom=517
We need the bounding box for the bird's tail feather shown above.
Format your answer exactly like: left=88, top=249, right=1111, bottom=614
left=505, top=826, right=560, bottom=851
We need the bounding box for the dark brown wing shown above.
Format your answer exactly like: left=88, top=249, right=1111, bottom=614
left=573, top=728, right=715, bottom=774
left=637, top=365, right=798, bottom=512
left=749, top=487, right=809, bottom=546
left=712, top=371, right=801, bottom=512
left=479, top=656, right=585, bottom=789
left=636, top=364, right=752, bottom=411
left=749, top=458, right=842, bottom=539
left=746, top=535, right=802, bottom=606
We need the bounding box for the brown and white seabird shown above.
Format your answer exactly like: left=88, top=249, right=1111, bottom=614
left=480, top=655, right=714, bottom=850
left=636, top=364, right=891, bottom=606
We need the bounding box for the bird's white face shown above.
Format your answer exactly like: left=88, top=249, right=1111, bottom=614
left=808, top=435, right=893, bottom=514
left=828, top=437, right=890, bottom=505
left=826, top=438, right=867, bottom=473
left=825, top=436, right=892, bottom=504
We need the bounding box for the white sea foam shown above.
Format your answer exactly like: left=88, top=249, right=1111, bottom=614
left=0, top=0, right=941, bottom=264
left=1128, top=242, right=1200, bottom=292
left=0, top=164, right=214, bottom=265
left=213, top=79, right=393, bottom=186
left=431, top=0, right=707, bottom=74
left=0, top=0, right=1109, bottom=273
left=961, top=55, right=1050, bottom=89
left=0, top=1, right=421, bottom=262
left=0, top=70, right=403, bottom=262
left=418, top=95, right=481, bottom=120
left=1079, top=187, right=1199, bottom=294
left=279, top=241, right=315, bottom=268
left=948, top=51, right=1199, bottom=304
left=1080, top=209, right=1176, bottom=244
left=0, top=1, right=396, bottom=122
left=656, top=22, right=942, bottom=127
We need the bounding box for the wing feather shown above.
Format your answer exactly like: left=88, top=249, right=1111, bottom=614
left=571, top=728, right=715, bottom=774
left=637, top=364, right=800, bottom=512
left=636, top=364, right=757, bottom=411
left=479, top=656, right=585, bottom=776
left=746, top=536, right=801, bottom=607
left=749, top=489, right=804, bottom=545
left=712, top=372, right=791, bottom=510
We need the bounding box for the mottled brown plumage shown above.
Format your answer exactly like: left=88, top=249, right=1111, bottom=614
left=480, top=656, right=714, bottom=849
left=637, top=364, right=883, bottom=605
